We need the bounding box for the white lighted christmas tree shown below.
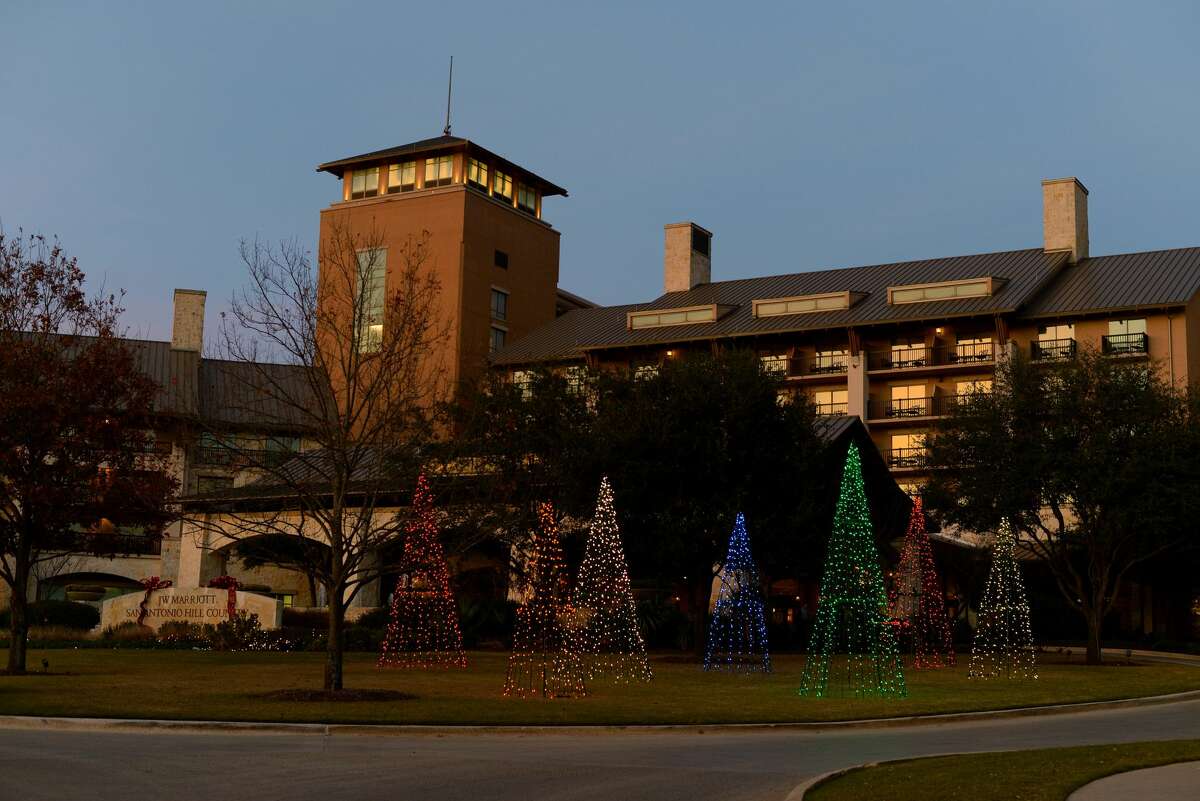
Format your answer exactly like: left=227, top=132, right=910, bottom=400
left=969, top=520, right=1037, bottom=679
left=566, top=476, right=652, bottom=683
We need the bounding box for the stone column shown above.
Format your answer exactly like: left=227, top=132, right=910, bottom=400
left=174, top=518, right=206, bottom=588
left=847, top=352, right=869, bottom=423
left=347, top=548, right=381, bottom=611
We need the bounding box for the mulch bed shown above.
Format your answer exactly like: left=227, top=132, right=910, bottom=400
left=257, top=688, right=416, bottom=703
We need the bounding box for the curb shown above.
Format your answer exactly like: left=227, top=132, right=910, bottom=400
left=2, top=687, right=1199, bottom=738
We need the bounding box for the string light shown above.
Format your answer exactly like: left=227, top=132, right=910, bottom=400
left=969, top=520, right=1038, bottom=680
left=504, top=502, right=586, bottom=698
left=704, top=513, right=771, bottom=673
left=799, top=442, right=906, bottom=699
left=378, top=473, right=467, bottom=670
left=566, top=476, right=652, bottom=684
left=888, top=497, right=955, bottom=669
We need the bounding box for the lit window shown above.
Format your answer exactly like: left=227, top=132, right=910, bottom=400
left=890, top=337, right=927, bottom=367
left=493, top=169, right=513, bottom=202
left=953, top=335, right=993, bottom=363
left=387, top=162, right=416, bottom=193
left=424, top=155, right=454, bottom=187
left=490, top=288, right=508, bottom=321
left=356, top=248, right=387, bottom=352
left=1035, top=323, right=1076, bottom=360
left=889, top=433, right=926, bottom=468
left=811, top=348, right=848, bottom=373
left=467, top=158, right=489, bottom=190
left=813, top=389, right=848, bottom=415
left=1108, top=318, right=1146, bottom=336
left=564, top=365, right=586, bottom=395
left=753, top=292, right=858, bottom=317
left=956, top=379, right=992, bottom=396
left=350, top=167, right=379, bottom=200
left=1104, top=318, right=1148, bottom=355
left=489, top=326, right=507, bottom=353
left=634, top=363, right=659, bottom=380
left=511, top=369, right=532, bottom=399
left=888, top=278, right=996, bottom=304
left=1038, top=323, right=1075, bottom=340
left=627, top=305, right=718, bottom=330
left=888, top=384, right=928, bottom=417
left=516, top=183, right=538, bottom=215
left=759, top=354, right=788, bottom=374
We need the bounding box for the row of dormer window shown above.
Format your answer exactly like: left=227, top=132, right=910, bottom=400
left=346, top=155, right=541, bottom=217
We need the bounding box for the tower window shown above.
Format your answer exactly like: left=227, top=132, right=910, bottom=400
left=355, top=248, right=387, bottom=352
left=493, top=169, right=513, bottom=202
left=489, top=325, right=507, bottom=353
left=467, top=158, right=489, bottom=190
left=490, top=288, right=509, bottom=321
left=424, top=156, right=454, bottom=188
left=517, top=184, right=538, bottom=215
left=387, top=161, right=416, bottom=193
left=692, top=227, right=711, bottom=257
left=494, top=250, right=509, bottom=269
left=350, top=167, right=379, bottom=200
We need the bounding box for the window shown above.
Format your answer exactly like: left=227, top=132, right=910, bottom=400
left=350, top=167, right=379, bottom=199
left=890, top=337, right=927, bottom=367
left=511, top=369, right=533, bottom=399
left=489, top=325, right=507, bottom=353
left=493, top=169, right=513, bottom=202
left=896, top=482, right=924, bottom=497
left=811, top=348, right=848, bottom=373
left=953, top=335, right=993, bottom=363
left=627, top=305, right=718, bottom=330
left=956, top=379, right=992, bottom=396
left=195, top=475, right=233, bottom=494
left=1104, top=318, right=1148, bottom=355
left=356, top=248, right=387, bottom=352
left=467, top=158, right=488, bottom=190
left=1035, top=323, right=1076, bottom=360
left=494, top=249, right=509, bottom=269
left=634, top=363, right=659, bottom=380
left=753, top=291, right=859, bottom=318
left=387, top=161, right=416, bottom=193
left=889, top=433, right=926, bottom=468
left=565, top=365, right=586, bottom=395
left=888, top=384, right=928, bottom=417
left=490, top=288, right=508, bottom=321
left=1038, top=323, right=1075, bottom=340
left=888, top=277, right=997, bottom=305
left=759, top=354, right=788, bottom=374
left=424, top=155, right=454, bottom=187
left=1108, top=318, right=1147, bottom=336
left=516, top=183, right=538, bottom=215
left=813, top=389, right=848, bottom=415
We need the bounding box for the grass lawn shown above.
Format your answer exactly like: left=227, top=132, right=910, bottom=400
left=806, top=740, right=1200, bottom=801
left=0, top=650, right=1196, bottom=726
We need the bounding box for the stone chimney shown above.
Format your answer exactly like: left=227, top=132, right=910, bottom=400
left=664, top=222, right=712, bottom=293
left=171, top=289, right=206, bottom=352
left=1042, top=177, right=1089, bottom=263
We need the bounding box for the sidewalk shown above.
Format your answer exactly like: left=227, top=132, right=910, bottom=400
left=1068, top=761, right=1200, bottom=800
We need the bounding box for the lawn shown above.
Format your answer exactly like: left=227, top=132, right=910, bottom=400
left=0, top=650, right=1196, bottom=726
left=806, top=740, right=1200, bottom=801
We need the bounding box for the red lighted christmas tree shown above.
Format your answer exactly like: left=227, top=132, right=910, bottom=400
left=503, top=502, right=586, bottom=698
left=888, top=497, right=955, bottom=669
left=566, top=476, right=652, bottom=683
left=378, top=474, right=466, bottom=669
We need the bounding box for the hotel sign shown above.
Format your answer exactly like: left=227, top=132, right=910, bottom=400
left=99, top=586, right=283, bottom=631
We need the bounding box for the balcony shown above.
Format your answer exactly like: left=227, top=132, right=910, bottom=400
left=1102, top=332, right=1149, bottom=356
left=886, top=448, right=927, bottom=469
left=793, top=353, right=849, bottom=376
left=1032, top=338, right=1077, bottom=361
left=869, top=347, right=929, bottom=370
left=814, top=402, right=849, bottom=416
left=947, top=341, right=995, bottom=364
left=870, top=396, right=948, bottom=420
left=867, top=342, right=996, bottom=372
left=192, top=446, right=297, bottom=469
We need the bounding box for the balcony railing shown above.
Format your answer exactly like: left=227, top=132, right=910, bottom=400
left=1102, top=332, right=1149, bottom=356
left=192, top=446, right=297, bottom=469
left=868, top=342, right=996, bottom=370
left=886, top=448, right=927, bottom=469
left=1032, top=338, right=1077, bottom=361
left=814, top=402, right=849, bottom=416
left=869, top=347, right=929, bottom=370
left=948, top=341, right=995, bottom=363
left=871, top=396, right=948, bottom=419
left=799, top=354, right=849, bottom=375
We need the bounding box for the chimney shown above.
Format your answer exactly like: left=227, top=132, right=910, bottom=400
left=664, top=222, right=712, bottom=293
left=171, top=289, right=206, bottom=352
left=1042, top=177, right=1089, bottom=263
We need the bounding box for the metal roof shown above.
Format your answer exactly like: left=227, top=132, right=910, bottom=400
left=1020, top=247, right=1200, bottom=318
left=492, top=248, right=1068, bottom=364
left=315, top=134, right=568, bottom=196
left=197, top=359, right=320, bottom=431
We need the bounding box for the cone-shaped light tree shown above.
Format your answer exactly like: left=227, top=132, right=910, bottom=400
left=969, top=520, right=1037, bottom=680
left=378, top=474, right=466, bottom=669
left=504, top=502, right=586, bottom=698
left=888, top=497, right=955, bottom=669
left=799, top=441, right=906, bottom=698
left=704, top=513, right=771, bottom=673
left=567, top=476, right=652, bottom=683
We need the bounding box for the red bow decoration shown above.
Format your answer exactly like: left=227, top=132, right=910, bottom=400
left=207, top=575, right=240, bottom=620
left=137, top=576, right=172, bottom=626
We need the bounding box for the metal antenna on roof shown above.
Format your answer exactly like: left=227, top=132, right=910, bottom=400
left=443, top=56, right=454, bottom=136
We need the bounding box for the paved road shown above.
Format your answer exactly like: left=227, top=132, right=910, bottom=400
left=1, top=699, right=1198, bottom=801
left=1069, top=761, right=1200, bottom=800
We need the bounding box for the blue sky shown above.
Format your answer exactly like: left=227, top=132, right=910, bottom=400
left=3, top=1, right=1199, bottom=341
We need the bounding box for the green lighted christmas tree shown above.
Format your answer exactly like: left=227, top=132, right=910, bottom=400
left=799, top=441, right=906, bottom=698
left=503, top=502, right=586, bottom=698
left=969, top=520, right=1038, bottom=680
left=566, top=476, right=652, bottom=683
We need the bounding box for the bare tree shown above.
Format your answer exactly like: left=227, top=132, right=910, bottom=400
left=191, top=221, right=448, bottom=690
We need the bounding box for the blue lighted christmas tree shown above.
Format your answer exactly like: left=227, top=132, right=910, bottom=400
left=799, top=441, right=906, bottom=698
left=704, top=513, right=771, bottom=673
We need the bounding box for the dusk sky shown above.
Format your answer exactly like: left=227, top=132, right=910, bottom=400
left=3, top=1, right=1199, bottom=343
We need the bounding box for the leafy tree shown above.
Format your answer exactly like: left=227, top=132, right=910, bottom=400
left=0, top=231, right=177, bottom=673
left=924, top=348, right=1200, bottom=664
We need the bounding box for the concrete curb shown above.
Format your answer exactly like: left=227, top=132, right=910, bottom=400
left=2, top=687, right=1199, bottom=738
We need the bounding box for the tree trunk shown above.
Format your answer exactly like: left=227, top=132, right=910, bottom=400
left=324, top=593, right=345, bottom=691
left=690, top=580, right=709, bottom=657
left=1085, top=607, right=1103, bottom=666
left=6, top=566, right=30, bottom=674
